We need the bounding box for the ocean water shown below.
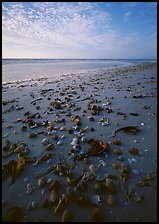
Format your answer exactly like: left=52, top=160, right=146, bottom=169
left=2, top=59, right=156, bottom=83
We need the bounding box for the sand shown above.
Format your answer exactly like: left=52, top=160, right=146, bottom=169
left=2, top=62, right=157, bottom=222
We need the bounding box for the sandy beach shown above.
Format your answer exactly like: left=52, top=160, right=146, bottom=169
left=2, top=62, right=157, bottom=222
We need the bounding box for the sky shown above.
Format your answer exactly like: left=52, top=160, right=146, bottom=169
left=2, top=2, right=157, bottom=59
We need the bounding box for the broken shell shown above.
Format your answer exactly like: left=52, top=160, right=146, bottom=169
left=112, top=163, right=119, bottom=170
left=89, top=164, right=95, bottom=174
left=90, top=195, right=101, bottom=205
left=57, top=140, right=63, bottom=145
left=24, top=177, right=29, bottom=182
left=128, top=147, right=139, bottom=155
left=28, top=133, right=37, bottom=138
left=87, top=116, right=94, bottom=121
left=49, top=190, right=59, bottom=203
left=45, top=143, right=54, bottom=151
left=38, top=177, right=47, bottom=187
left=62, top=209, right=73, bottom=222
left=42, top=138, right=49, bottom=145
left=71, top=138, right=78, bottom=146
left=113, top=139, right=121, bottom=145
left=87, top=139, right=109, bottom=156
left=47, top=178, right=53, bottom=184
left=107, top=195, right=116, bottom=207
left=49, top=179, right=60, bottom=190
left=113, top=148, right=122, bottom=155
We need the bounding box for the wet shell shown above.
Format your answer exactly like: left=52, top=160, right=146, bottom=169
left=128, top=147, right=139, bottom=155
left=107, top=195, right=116, bottom=207
left=62, top=209, right=73, bottom=222
left=42, top=138, right=49, bottom=145
left=28, top=133, right=37, bottom=138
left=90, top=195, right=101, bottom=205
left=89, top=164, right=95, bottom=174
left=13, top=146, right=23, bottom=154
left=87, top=116, right=94, bottom=121
left=38, top=177, right=47, bottom=187
left=71, top=138, right=78, bottom=146
left=87, top=139, right=109, bottom=156
left=21, top=126, right=28, bottom=131
left=45, top=143, right=54, bottom=151
left=113, top=148, right=122, bottom=155
left=113, top=139, right=121, bottom=145
left=112, top=163, right=119, bottom=170
left=49, top=190, right=59, bottom=203
left=49, top=180, right=60, bottom=191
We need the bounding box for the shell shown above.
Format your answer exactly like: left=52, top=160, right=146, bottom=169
left=89, top=165, right=95, bottom=174
left=38, top=177, right=47, bottom=187
left=49, top=190, right=59, bottom=203
left=57, top=140, right=63, bottom=145
left=49, top=179, right=60, bottom=190
left=42, top=138, right=49, bottom=145
left=128, top=147, right=139, bottom=155
left=87, top=139, right=109, bottom=156
left=47, top=178, right=53, bottom=184
left=87, top=116, right=94, bottom=121
left=90, top=195, right=101, bottom=205
left=71, top=138, right=78, bottom=146
left=107, top=195, right=116, bottom=207
left=28, top=133, right=37, bottom=138
left=111, top=163, right=119, bottom=170
left=113, top=139, right=121, bottom=145
left=45, top=143, right=54, bottom=151
left=61, top=209, right=73, bottom=222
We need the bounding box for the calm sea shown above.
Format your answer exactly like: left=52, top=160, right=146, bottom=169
left=2, top=59, right=156, bottom=83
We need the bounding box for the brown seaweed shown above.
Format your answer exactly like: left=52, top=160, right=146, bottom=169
left=112, top=125, right=140, bottom=137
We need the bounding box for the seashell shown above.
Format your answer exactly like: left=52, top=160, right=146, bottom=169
left=38, top=177, right=47, bottom=187
left=87, top=139, right=109, bottom=156
left=3, top=206, right=23, bottom=222
left=59, top=127, right=65, bottom=131
left=106, top=178, right=116, bottom=193
left=91, top=207, right=104, bottom=221
left=45, top=143, right=54, bottom=151
left=131, top=168, right=140, bottom=175
left=87, top=116, right=94, bottom=121
left=47, top=178, right=53, bottom=184
left=116, top=155, right=124, bottom=161
left=41, top=188, right=46, bottom=195
left=128, top=147, right=139, bottom=155
left=89, top=164, right=95, bottom=174
left=26, top=188, right=32, bottom=195
left=83, top=158, right=91, bottom=165
left=49, top=179, right=60, bottom=190
left=61, top=135, right=66, bottom=138
left=49, top=190, right=59, bottom=203
left=112, top=163, right=119, bottom=170
left=113, top=139, right=121, bottom=145
left=107, top=195, right=116, bottom=207
left=21, top=126, right=27, bottom=131
left=71, top=114, right=81, bottom=125
left=113, top=148, right=122, bottom=155
left=71, top=138, right=78, bottom=146
left=61, top=209, right=73, bottom=222
left=28, top=133, right=37, bottom=138
left=90, top=195, right=101, bottom=205
left=31, top=201, right=37, bottom=209
left=47, top=159, right=52, bottom=164
left=24, top=177, right=29, bottom=183
left=57, top=140, right=63, bottom=145
left=42, top=138, right=49, bottom=145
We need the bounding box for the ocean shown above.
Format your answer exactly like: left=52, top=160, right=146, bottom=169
left=2, top=59, right=156, bottom=83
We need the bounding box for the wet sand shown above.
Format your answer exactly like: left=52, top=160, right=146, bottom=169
left=2, top=62, right=157, bottom=222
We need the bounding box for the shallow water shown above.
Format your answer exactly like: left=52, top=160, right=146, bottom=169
left=2, top=63, right=157, bottom=222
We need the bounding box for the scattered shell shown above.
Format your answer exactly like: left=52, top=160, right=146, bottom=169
left=45, top=143, right=54, bottom=151
left=107, top=195, right=116, bottom=207
left=28, top=133, right=37, bottom=138
left=128, top=147, right=139, bottom=155
left=47, top=159, right=52, bottom=164
left=71, top=138, right=78, bottom=146
left=131, top=168, right=140, bottom=175
left=89, top=164, right=95, bottom=174
left=42, top=138, right=49, bottom=145
left=113, top=139, right=121, bottom=145
left=31, top=201, right=37, bottom=209
left=90, top=195, right=101, bottom=205
left=60, top=127, right=65, bottom=131
left=140, top=122, right=145, bottom=126
left=113, top=148, right=122, bottom=155
left=38, top=177, right=47, bottom=187
left=87, top=139, right=109, bottom=156
left=87, top=116, right=94, bottom=121
left=24, top=177, right=29, bottom=183
left=57, top=140, right=63, bottom=145
left=116, top=155, right=124, bottom=161
left=47, top=178, right=53, bottom=184
left=61, top=209, right=73, bottom=222
left=41, top=188, right=46, bottom=195
left=112, top=163, right=119, bottom=170
left=81, top=137, right=88, bottom=142
left=49, top=190, right=59, bottom=203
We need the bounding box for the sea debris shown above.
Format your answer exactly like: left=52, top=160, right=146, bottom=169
left=38, top=176, right=47, bottom=187
left=71, top=114, right=81, bottom=125
left=113, top=139, right=121, bottom=145
left=112, top=125, right=140, bottom=137
left=87, top=139, right=109, bottom=156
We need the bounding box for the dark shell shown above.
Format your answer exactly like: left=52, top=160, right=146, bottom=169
left=87, top=139, right=109, bottom=156
left=28, top=133, right=37, bottom=138
left=113, top=139, right=121, bottom=145
left=45, top=143, right=54, bottom=151
left=128, top=147, right=139, bottom=155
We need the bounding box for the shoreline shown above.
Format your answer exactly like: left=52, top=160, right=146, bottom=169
left=2, top=62, right=157, bottom=222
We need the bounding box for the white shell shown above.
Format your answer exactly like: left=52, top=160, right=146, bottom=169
left=71, top=138, right=78, bottom=145
left=57, top=140, right=63, bottom=145
left=91, top=195, right=101, bottom=205
left=47, top=178, right=53, bottom=184
left=31, top=201, right=37, bottom=209
left=42, top=138, right=49, bottom=145
left=24, top=177, right=29, bottom=182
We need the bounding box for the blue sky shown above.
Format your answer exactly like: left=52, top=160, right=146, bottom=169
left=2, top=2, right=157, bottom=59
